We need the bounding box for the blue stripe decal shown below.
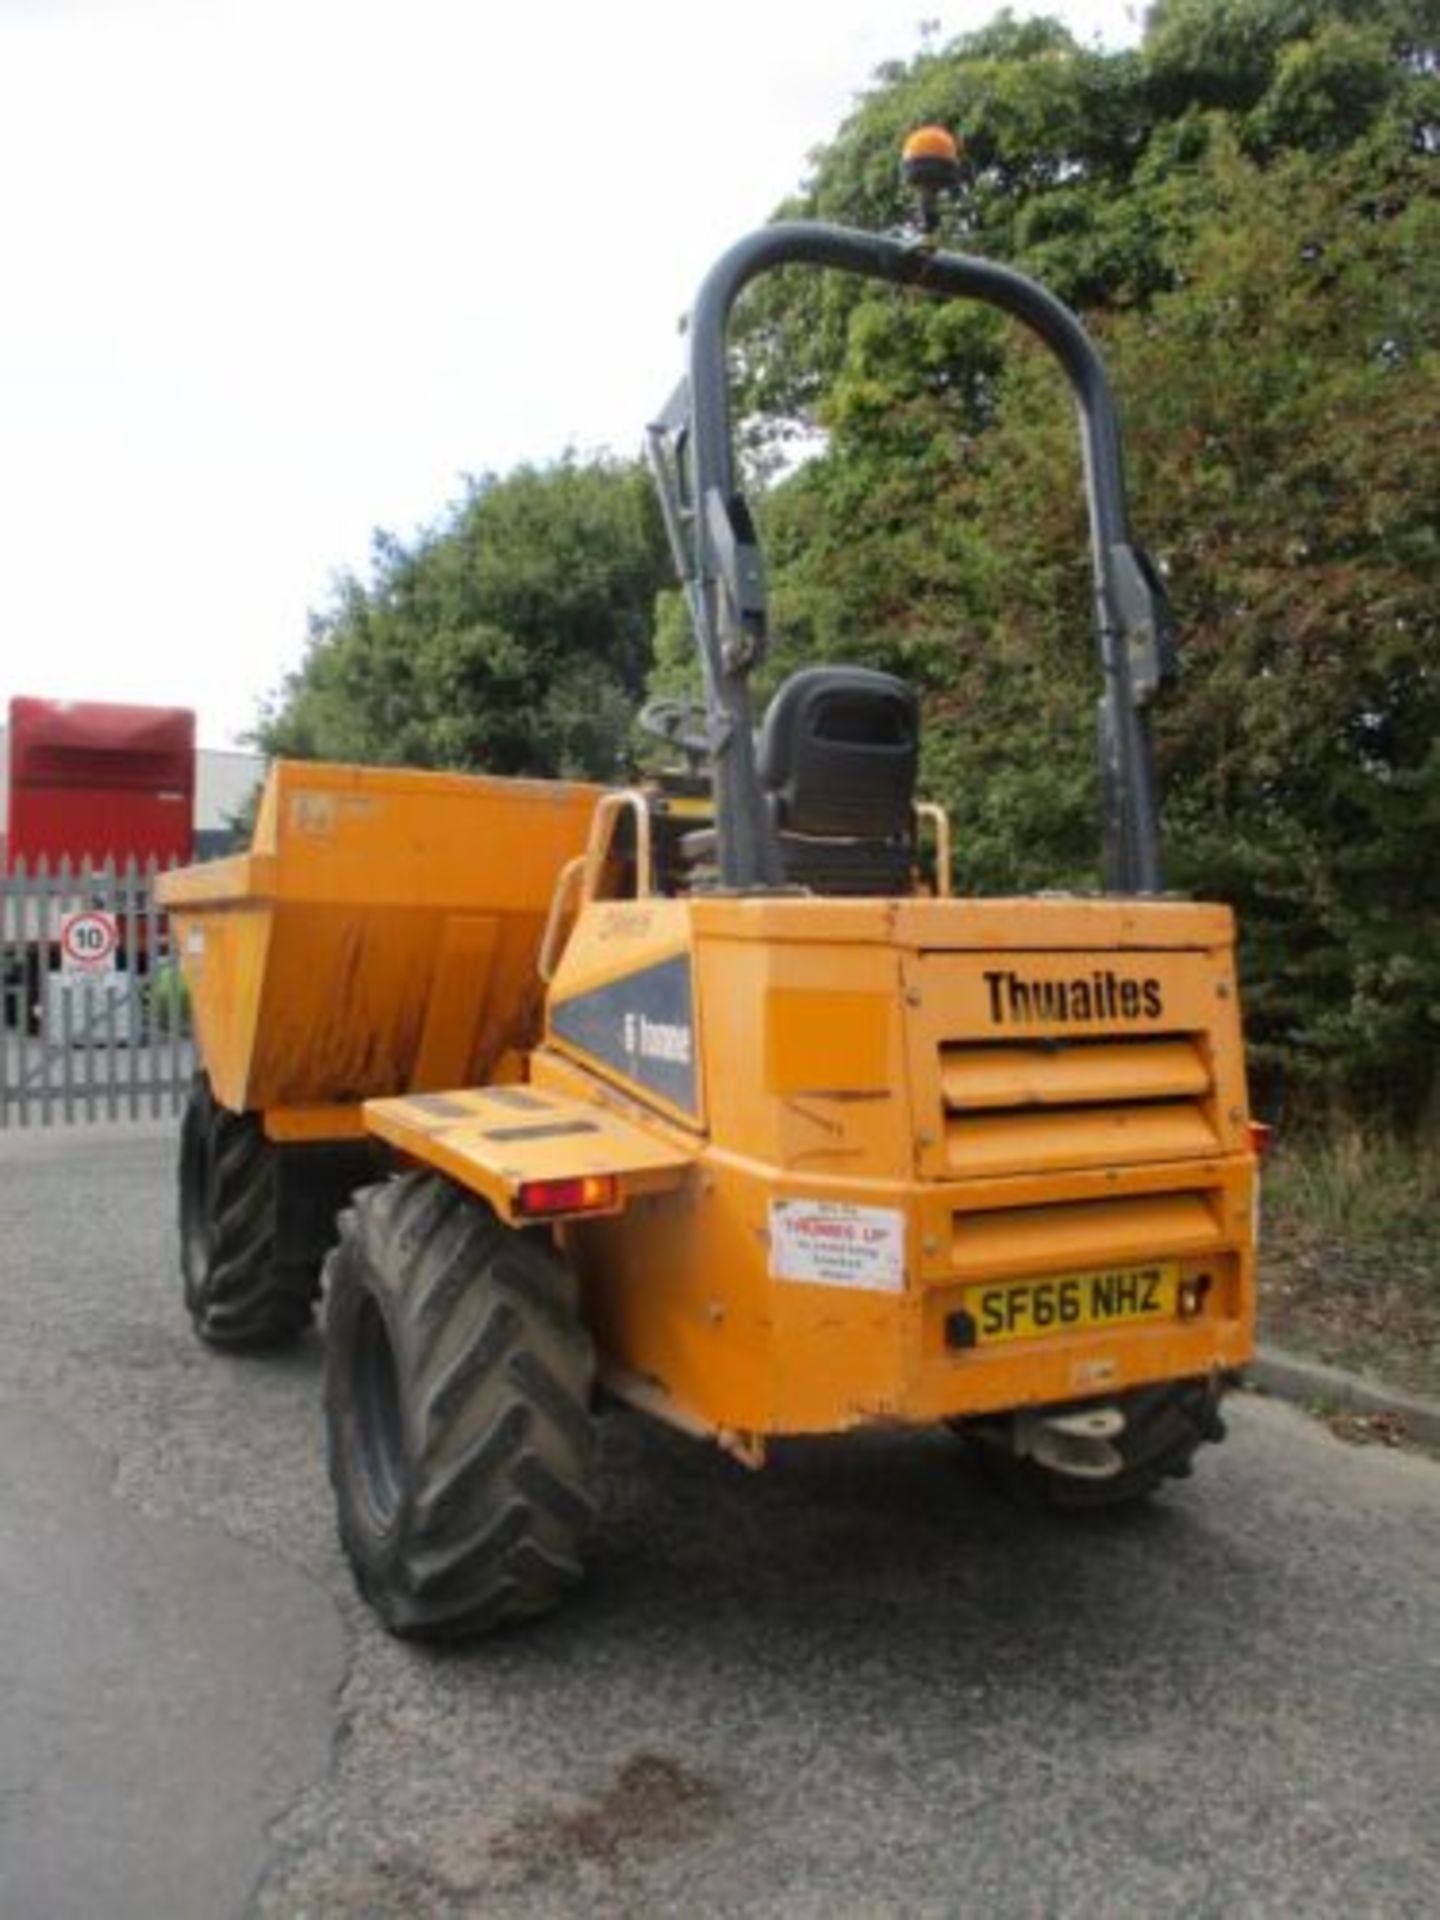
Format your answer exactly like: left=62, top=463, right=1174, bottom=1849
left=550, top=954, right=697, bottom=1114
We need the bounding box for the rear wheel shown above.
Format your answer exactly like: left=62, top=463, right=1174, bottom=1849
left=178, top=1074, right=318, bottom=1348
left=963, top=1379, right=1228, bottom=1511
left=324, top=1170, right=598, bottom=1639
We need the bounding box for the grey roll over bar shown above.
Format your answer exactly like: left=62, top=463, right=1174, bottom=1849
left=648, top=221, right=1174, bottom=895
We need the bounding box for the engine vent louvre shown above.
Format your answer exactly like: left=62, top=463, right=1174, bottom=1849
left=940, top=1033, right=1218, bottom=1177
left=950, top=1186, right=1224, bottom=1280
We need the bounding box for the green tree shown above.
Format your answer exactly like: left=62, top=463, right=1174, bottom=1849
left=258, top=457, right=670, bottom=780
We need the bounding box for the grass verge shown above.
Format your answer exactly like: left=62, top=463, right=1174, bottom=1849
left=1259, top=1129, right=1440, bottom=1402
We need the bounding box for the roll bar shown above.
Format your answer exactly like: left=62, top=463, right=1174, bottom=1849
left=647, top=221, right=1174, bottom=895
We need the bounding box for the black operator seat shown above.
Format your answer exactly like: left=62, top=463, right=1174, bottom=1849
left=757, top=667, right=921, bottom=895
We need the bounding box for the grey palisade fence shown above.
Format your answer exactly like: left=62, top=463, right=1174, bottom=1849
left=0, top=857, right=194, bottom=1127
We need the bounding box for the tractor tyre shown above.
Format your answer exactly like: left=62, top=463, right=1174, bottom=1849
left=966, top=1379, right=1227, bottom=1512
left=323, top=1170, right=599, bottom=1640
left=178, top=1073, right=318, bottom=1349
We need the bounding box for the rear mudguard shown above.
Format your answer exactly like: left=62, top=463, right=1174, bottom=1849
left=363, top=1084, right=693, bottom=1226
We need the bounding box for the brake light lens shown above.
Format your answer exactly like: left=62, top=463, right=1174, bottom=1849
left=1248, top=1121, right=1274, bottom=1160
left=516, top=1174, right=617, bottom=1218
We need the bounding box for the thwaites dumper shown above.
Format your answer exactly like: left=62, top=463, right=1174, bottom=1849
left=162, top=131, right=1258, bottom=1638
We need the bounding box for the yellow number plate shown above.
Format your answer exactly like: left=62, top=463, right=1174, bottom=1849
left=971, top=1262, right=1179, bottom=1344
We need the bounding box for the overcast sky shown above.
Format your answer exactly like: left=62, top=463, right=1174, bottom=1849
left=0, top=0, right=1138, bottom=747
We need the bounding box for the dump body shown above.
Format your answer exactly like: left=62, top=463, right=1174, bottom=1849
left=510, top=891, right=1254, bottom=1437
left=159, top=759, right=600, bottom=1123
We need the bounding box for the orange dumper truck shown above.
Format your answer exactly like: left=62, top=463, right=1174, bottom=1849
left=162, top=131, right=1258, bottom=1638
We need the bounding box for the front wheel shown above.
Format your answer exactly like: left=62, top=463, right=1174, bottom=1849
left=178, top=1074, right=318, bottom=1348
left=324, top=1171, right=599, bottom=1639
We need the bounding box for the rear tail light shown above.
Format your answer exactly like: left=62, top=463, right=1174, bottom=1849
left=516, top=1174, right=617, bottom=1218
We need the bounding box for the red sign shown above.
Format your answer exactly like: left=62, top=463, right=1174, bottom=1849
left=60, top=911, right=119, bottom=972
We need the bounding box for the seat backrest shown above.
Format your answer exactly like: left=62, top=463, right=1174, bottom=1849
left=756, top=667, right=919, bottom=839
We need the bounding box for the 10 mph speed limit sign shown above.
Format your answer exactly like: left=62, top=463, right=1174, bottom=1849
left=60, top=910, right=120, bottom=973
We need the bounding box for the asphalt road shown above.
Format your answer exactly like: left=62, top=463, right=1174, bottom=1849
left=2, top=1124, right=1438, bottom=1918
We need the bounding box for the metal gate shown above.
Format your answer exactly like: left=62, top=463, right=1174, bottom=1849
left=1, top=858, right=194, bottom=1127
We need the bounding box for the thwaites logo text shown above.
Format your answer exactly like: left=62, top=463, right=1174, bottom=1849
left=984, top=968, right=1164, bottom=1026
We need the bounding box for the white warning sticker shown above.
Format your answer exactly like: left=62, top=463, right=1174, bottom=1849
left=769, top=1199, right=906, bottom=1293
